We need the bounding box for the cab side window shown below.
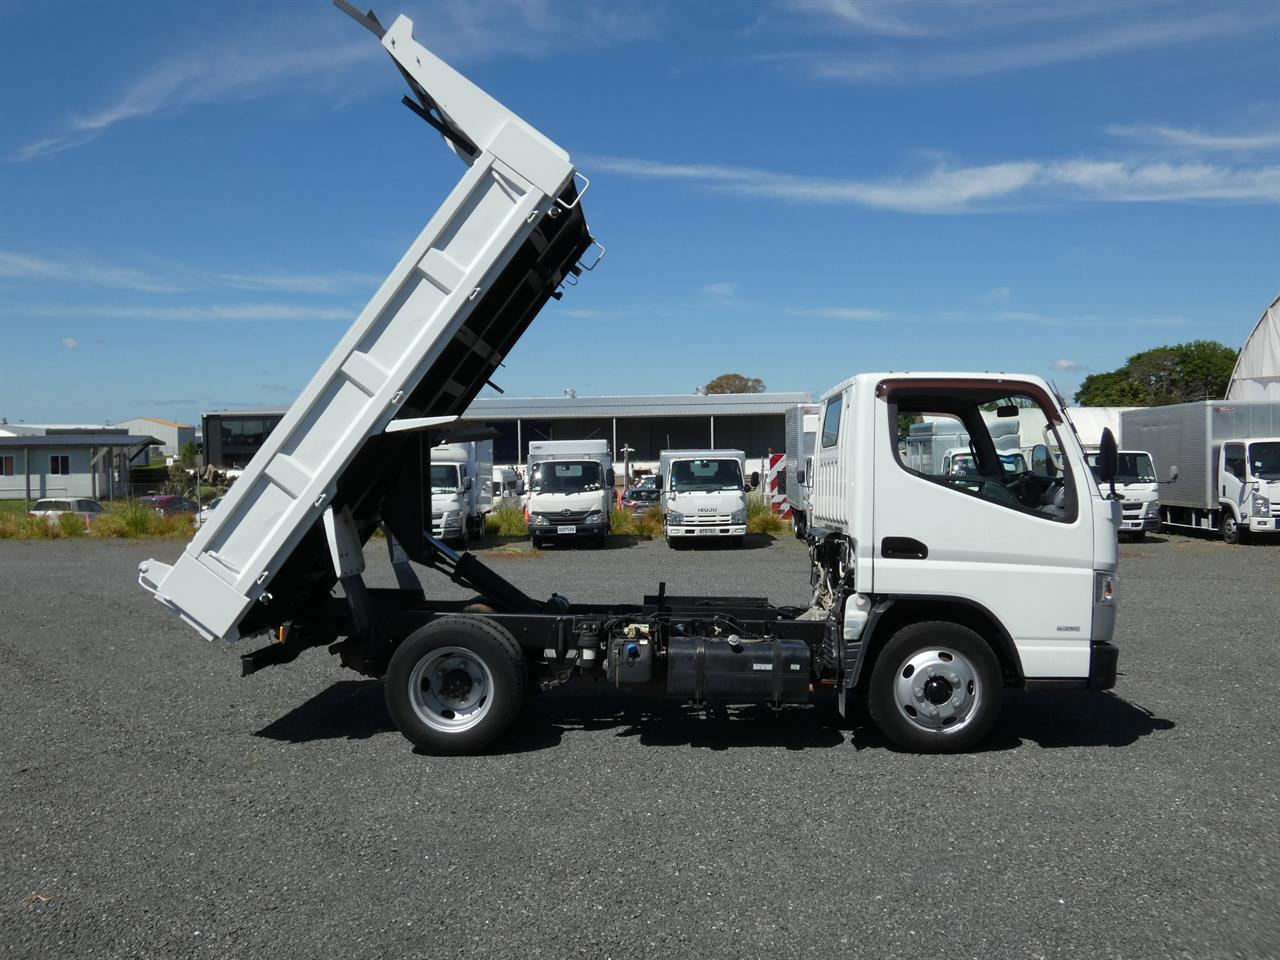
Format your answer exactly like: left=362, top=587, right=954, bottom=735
left=1224, top=443, right=1246, bottom=480
left=821, top=394, right=842, bottom=448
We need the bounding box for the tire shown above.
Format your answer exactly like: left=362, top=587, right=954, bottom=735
left=729, top=535, right=745, bottom=548
left=385, top=615, right=527, bottom=755
left=531, top=536, right=544, bottom=549
left=1130, top=530, right=1146, bottom=542
left=867, top=621, right=1003, bottom=753
left=1222, top=511, right=1243, bottom=545
left=794, top=512, right=807, bottom=540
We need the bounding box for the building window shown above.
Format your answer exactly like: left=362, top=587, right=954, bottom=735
left=0, top=455, right=12, bottom=476
left=50, top=455, right=70, bottom=475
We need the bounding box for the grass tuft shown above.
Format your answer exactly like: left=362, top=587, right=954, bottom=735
left=484, top=504, right=529, bottom=538
left=611, top=505, right=664, bottom=539
left=747, top=497, right=790, bottom=535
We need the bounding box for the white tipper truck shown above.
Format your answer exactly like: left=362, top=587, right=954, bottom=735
left=657, top=449, right=748, bottom=547
left=525, top=439, right=613, bottom=547
left=1122, top=400, right=1280, bottom=544
left=136, top=4, right=1123, bottom=756
left=430, top=440, right=493, bottom=545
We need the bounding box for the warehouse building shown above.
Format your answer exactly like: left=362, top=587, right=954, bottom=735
left=112, top=416, right=196, bottom=464
left=201, top=392, right=811, bottom=468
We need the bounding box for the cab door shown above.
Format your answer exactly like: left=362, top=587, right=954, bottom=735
left=1222, top=442, right=1248, bottom=519
left=870, top=382, right=1097, bottom=679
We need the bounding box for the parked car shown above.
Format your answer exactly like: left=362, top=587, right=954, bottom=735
left=29, top=498, right=105, bottom=525
left=633, top=475, right=657, bottom=490
left=138, top=495, right=198, bottom=517
left=620, top=486, right=661, bottom=513
left=197, top=495, right=224, bottom=526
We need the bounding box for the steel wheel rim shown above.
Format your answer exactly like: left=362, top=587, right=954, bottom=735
left=892, top=646, right=982, bottom=734
left=408, top=646, right=494, bottom=734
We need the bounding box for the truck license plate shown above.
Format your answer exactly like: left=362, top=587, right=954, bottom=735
left=696, top=528, right=718, bottom=535
left=557, top=525, right=576, bottom=534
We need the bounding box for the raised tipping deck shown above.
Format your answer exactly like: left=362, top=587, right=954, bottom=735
left=139, top=8, right=597, bottom=642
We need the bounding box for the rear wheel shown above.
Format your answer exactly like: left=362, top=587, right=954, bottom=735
left=385, top=615, right=527, bottom=754
left=867, top=621, right=1003, bottom=753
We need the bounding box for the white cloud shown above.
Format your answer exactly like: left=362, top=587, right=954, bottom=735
left=1051, top=359, right=1087, bottom=372
left=702, top=281, right=738, bottom=297
left=60, top=337, right=79, bottom=349
left=788, top=306, right=890, bottom=320
left=0, top=250, right=379, bottom=295
left=1106, top=123, right=1280, bottom=153
left=588, top=154, right=1280, bottom=212
left=13, top=303, right=354, bottom=323
left=14, top=2, right=663, bottom=162
left=790, top=2, right=1278, bottom=84
left=978, top=286, right=1013, bottom=303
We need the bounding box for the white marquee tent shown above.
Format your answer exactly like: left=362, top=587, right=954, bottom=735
left=1226, top=294, right=1280, bottom=400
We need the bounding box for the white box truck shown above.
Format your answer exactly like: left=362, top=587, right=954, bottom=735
left=784, top=404, right=819, bottom=539
left=1121, top=401, right=1280, bottom=544
left=657, top=449, right=748, bottom=547
left=430, top=440, right=493, bottom=545
left=1085, top=448, right=1163, bottom=540
left=491, top=465, right=522, bottom=504
left=137, top=6, right=1123, bottom=757
left=526, top=439, right=613, bottom=547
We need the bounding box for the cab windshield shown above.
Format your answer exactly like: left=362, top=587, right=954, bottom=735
left=430, top=464, right=461, bottom=494
left=532, top=461, right=602, bottom=493
left=1115, top=452, right=1156, bottom=483
left=1249, top=442, right=1280, bottom=480
left=669, top=458, right=743, bottom=492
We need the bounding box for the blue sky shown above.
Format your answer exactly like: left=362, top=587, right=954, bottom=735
left=2, top=0, right=1278, bottom=427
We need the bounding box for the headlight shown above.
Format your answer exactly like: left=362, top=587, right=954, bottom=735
left=1252, top=494, right=1271, bottom=517
left=528, top=513, right=549, bottom=526
left=1094, top=571, right=1118, bottom=605
left=730, top=508, right=747, bottom=524
left=443, top=511, right=462, bottom=527
left=584, top=510, right=602, bottom=524
left=667, top=510, right=685, bottom=524
left=1144, top=501, right=1161, bottom=517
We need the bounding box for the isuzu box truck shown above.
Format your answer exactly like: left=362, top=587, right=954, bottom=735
left=784, top=403, right=819, bottom=539
left=658, top=449, right=748, bottom=547
left=137, top=4, right=1123, bottom=756
left=429, top=440, right=493, bottom=546
left=1122, top=401, right=1280, bottom=544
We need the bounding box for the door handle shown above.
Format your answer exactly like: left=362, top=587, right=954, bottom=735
left=881, top=536, right=928, bottom=560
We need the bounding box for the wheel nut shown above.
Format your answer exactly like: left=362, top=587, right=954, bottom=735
left=927, top=667, right=935, bottom=676
left=950, top=673, right=959, bottom=683
left=929, top=707, right=938, bottom=717
left=952, top=697, right=961, bottom=707
left=913, top=687, right=923, bottom=698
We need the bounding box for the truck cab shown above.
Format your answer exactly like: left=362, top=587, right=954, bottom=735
left=809, top=373, right=1121, bottom=747
left=1087, top=449, right=1161, bottom=540
left=1219, top=437, right=1280, bottom=541
left=526, top=440, right=613, bottom=547
left=430, top=441, right=494, bottom=546
left=657, top=449, right=748, bottom=547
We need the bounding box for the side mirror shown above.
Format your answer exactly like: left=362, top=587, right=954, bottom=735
left=1167, top=465, right=1179, bottom=484
left=1097, top=429, right=1118, bottom=483
left=606, top=468, right=615, bottom=488
left=797, top=470, right=806, bottom=485
left=750, top=471, right=761, bottom=488
left=656, top=474, right=664, bottom=491
left=463, top=476, right=473, bottom=492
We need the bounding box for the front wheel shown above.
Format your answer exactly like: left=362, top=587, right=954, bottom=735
left=1222, top=511, right=1244, bottom=545
left=867, top=621, right=1003, bottom=753
left=385, top=615, right=527, bottom=755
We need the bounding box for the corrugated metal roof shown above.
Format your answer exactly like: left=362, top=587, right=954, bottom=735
left=463, top=392, right=812, bottom=419
left=202, top=392, right=813, bottom=422
left=0, top=434, right=157, bottom=448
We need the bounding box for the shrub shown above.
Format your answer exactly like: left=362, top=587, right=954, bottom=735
left=610, top=505, right=664, bottom=539
left=747, top=497, right=789, bottom=535
left=485, top=504, right=528, bottom=538
left=91, top=501, right=157, bottom=538
left=58, top=513, right=88, bottom=537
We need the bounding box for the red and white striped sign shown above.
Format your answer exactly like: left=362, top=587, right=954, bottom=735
left=765, top=453, right=791, bottom=519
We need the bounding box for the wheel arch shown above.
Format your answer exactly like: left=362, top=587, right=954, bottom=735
left=856, top=596, right=1024, bottom=689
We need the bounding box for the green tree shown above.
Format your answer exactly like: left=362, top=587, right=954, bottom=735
left=178, top=440, right=199, bottom=468
left=705, top=373, right=765, bottom=394
left=1074, top=340, right=1237, bottom=406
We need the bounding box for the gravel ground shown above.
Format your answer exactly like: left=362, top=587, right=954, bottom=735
left=1, top=532, right=1277, bottom=959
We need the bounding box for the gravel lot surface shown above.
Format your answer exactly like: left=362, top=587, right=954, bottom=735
left=1, top=532, right=1277, bottom=959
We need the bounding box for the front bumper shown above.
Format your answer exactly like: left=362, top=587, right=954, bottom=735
left=530, top=521, right=607, bottom=539
left=1089, top=642, right=1119, bottom=690
left=1247, top=516, right=1279, bottom=534
left=430, top=521, right=465, bottom=543
left=1120, top=516, right=1160, bottom=533
left=667, top=524, right=747, bottom=538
